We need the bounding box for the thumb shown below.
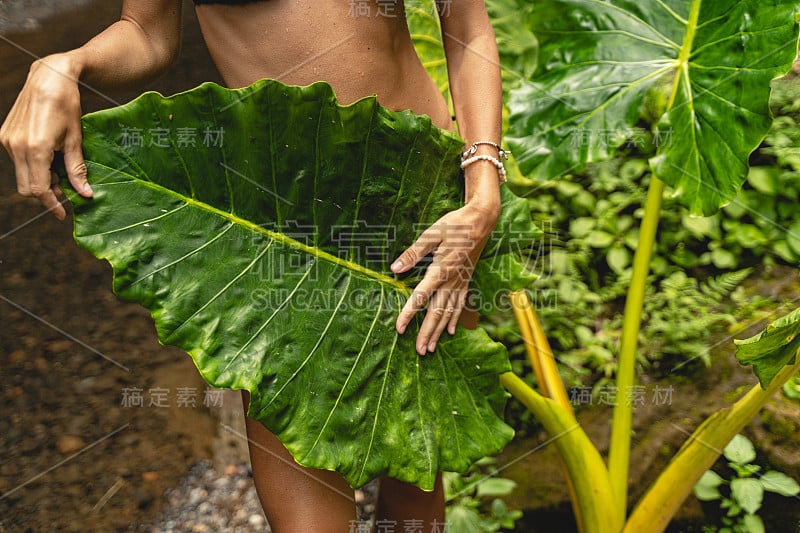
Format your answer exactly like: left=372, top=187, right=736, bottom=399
left=63, top=131, right=92, bottom=197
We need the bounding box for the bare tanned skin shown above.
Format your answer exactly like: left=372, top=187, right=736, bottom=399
left=196, top=0, right=453, bottom=129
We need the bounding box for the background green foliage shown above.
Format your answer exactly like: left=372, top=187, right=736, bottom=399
left=489, top=80, right=800, bottom=432
left=444, top=457, right=523, bottom=532
left=478, top=0, right=800, bottom=432
left=694, top=434, right=800, bottom=533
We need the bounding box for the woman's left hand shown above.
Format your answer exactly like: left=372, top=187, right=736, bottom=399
left=391, top=200, right=500, bottom=355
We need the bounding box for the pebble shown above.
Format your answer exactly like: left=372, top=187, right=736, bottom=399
left=56, top=435, right=86, bottom=455
left=144, top=461, right=379, bottom=532
left=233, top=508, right=249, bottom=523
left=248, top=514, right=266, bottom=527
left=188, top=487, right=208, bottom=506
left=144, top=461, right=270, bottom=532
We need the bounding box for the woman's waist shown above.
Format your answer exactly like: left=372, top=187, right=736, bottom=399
left=202, top=36, right=452, bottom=128
left=195, top=1, right=451, bottom=127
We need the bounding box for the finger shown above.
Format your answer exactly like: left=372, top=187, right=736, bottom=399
left=63, top=131, right=92, bottom=197
left=424, top=292, right=460, bottom=354
left=416, top=286, right=456, bottom=355
left=24, top=148, right=67, bottom=220
left=37, top=189, right=67, bottom=220
left=447, top=290, right=468, bottom=335
left=395, top=267, right=440, bottom=336
left=51, top=171, right=63, bottom=197
left=390, top=228, right=439, bottom=274
left=395, top=287, right=429, bottom=337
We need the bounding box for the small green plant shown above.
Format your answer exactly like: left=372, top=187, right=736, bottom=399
left=494, top=78, right=800, bottom=399
left=783, top=372, right=800, bottom=401
left=694, top=434, right=800, bottom=533
left=444, top=458, right=523, bottom=532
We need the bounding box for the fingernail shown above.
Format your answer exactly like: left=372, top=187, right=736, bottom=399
left=397, top=323, right=406, bottom=335
left=84, top=183, right=93, bottom=195
left=427, top=340, right=436, bottom=352
left=391, top=260, right=403, bottom=272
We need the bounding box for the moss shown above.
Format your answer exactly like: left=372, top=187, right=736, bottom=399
left=761, top=406, right=800, bottom=443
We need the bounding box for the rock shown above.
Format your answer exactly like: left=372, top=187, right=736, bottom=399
left=57, top=435, right=86, bottom=455
left=233, top=508, right=249, bottom=523
left=248, top=514, right=266, bottom=527
left=188, top=487, right=208, bottom=506
left=9, top=349, right=26, bottom=364
left=46, top=339, right=75, bottom=353
left=75, top=376, right=97, bottom=392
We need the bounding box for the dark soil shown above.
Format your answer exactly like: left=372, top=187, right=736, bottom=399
left=1, top=2, right=227, bottom=531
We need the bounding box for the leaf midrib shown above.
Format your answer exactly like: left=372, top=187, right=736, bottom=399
left=86, top=160, right=410, bottom=294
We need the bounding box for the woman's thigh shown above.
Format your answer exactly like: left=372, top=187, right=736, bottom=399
left=242, top=393, right=357, bottom=532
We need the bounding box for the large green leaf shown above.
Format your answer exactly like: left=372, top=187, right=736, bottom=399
left=507, top=0, right=799, bottom=215
left=735, top=306, right=800, bottom=389
left=407, top=0, right=451, bottom=106
left=485, top=0, right=539, bottom=91
left=61, top=79, right=538, bottom=490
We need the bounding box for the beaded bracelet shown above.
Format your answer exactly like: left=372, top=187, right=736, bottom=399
left=461, top=140, right=511, bottom=161
left=460, top=154, right=507, bottom=182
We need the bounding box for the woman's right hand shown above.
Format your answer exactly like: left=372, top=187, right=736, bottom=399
left=0, top=53, right=93, bottom=220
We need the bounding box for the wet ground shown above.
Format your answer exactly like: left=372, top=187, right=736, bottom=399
left=2, top=2, right=799, bottom=532
left=0, top=2, right=234, bottom=531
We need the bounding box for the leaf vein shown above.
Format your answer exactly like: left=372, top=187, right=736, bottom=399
left=128, top=223, right=236, bottom=288
left=264, top=273, right=354, bottom=408
left=219, top=261, right=315, bottom=376
left=167, top=239, right=275, bottom=336
left=356, top=290, right=403, bottom=483
left=306, top=284, right=385, bottom=456
left=85, top=203, right=189, bottom=236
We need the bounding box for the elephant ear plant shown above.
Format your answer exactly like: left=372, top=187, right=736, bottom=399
left=501, top=0, right=800, bottom=531
left=57, top=0, right=800, bottom=528
left=58, top=79, right=539, bottom=491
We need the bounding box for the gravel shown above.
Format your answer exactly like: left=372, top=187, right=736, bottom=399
left=141, top=462, right=268, bottom=533
left=143, top=461, right=378, bottom=532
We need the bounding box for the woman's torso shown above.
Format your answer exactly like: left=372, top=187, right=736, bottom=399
left=194, top=0, right=453, bottom=130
